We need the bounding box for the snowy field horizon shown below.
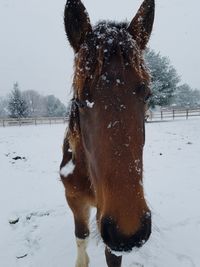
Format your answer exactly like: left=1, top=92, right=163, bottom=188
left=1, top=119, right=200, bottom=267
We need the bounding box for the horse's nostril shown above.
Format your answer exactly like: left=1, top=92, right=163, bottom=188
left=100, top=213, right=151, bottom=252
left=138, top=211, right=152, bottom=246
left=143, top=212, right=151, bottom=236
left=101, top=216, right=116, bottom=245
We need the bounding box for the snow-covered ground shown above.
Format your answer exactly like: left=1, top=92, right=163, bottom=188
left=0, top=119, right=200, bottom=267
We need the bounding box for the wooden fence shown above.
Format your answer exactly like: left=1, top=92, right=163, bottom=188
left=1, top=108, right=200, bottom=127
left=0, top=117, right=68, bottom=127
left=147, top=108, right=200, bottom=121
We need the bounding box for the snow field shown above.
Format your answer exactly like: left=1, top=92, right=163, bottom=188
left=0, top=119, right=200, bottom=267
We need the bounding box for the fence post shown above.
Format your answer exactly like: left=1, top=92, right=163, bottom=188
left=173, top=110, right=175, bottom=120
left=149, top=111, right=153, bottom=121
left=186, top=109, right=189, bottom=120
left=161, top=111, right=163, bottom=120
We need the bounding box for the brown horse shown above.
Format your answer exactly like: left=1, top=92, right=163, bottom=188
left=60, top=0, right=155, bottom=266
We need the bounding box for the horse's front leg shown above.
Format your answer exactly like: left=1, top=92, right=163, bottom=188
left=105, top=247, right=122, bottom=267
left=60, top=139, right=92, bottom=267
left=66, top=195, right=90, bottom=267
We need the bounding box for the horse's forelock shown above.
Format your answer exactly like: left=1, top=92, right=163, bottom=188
left=92, top=21, right=138, bottom=63
left=73, top=21, right=150, bottom=96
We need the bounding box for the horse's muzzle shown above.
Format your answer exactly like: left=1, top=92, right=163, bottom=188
left=100, top=212, right=151, bottom=252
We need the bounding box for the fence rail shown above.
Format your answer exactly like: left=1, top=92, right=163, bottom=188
left=147, top=108, right=200, bottom=121
left=1, top=108, right=200, bottom=127
left=0, top=117, right=68, bottom=127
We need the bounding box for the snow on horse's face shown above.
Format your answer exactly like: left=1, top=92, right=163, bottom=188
left=63, top=0, right=154, bottom=257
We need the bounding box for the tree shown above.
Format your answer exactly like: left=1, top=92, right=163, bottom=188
left=8, top=83, right=29, bottom=118
left=145, top=49, right=180, bottom=108
left=2, top=84, right=67, bottom=118
left=43, top=95, right=67, bottom=117
left=172, top=84, right=200, bottom=108
left=22, top=90, right=45, bottom=117
left=0, top=97, right=9, bottom=118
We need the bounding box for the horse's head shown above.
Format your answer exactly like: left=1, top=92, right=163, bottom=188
left=64, top=0, right=154, bottom=252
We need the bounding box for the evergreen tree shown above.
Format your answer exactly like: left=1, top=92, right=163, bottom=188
left=172, top=84, right=200, bottom=108
left=8, top=83, right=29, bottom=118
left=145, top=49, right=180, bottom=108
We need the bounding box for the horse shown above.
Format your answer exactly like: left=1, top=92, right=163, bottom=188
left=60, top=0, right=155, bottom=266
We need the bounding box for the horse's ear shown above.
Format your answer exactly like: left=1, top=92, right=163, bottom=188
left=64, top=0, right=92, bottom=52
left=127, top=0, right=155, bottom=50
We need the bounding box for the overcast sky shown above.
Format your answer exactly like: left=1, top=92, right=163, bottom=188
left=0, top=0, right=200, bottom=103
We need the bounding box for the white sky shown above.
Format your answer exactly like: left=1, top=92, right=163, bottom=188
left=0, top=0, right=200, bottom=103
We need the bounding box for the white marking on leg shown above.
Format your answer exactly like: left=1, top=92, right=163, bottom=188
left=75, top=238, right=89, bottom=267
left=60, top=160, right=75, bottom=178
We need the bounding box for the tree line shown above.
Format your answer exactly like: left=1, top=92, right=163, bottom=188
left=0, top=83, right=68, bottom=118
left=145, top=49, right=200, bottom=109
left=0, top=48, right=200, bottom=118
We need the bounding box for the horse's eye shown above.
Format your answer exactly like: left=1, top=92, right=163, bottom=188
left=136, top=83, right=147, bottom=94
left=136, top=83, right=152, bottom=103
left=73, top=98, right=86, bottom=109
left=144, top=92, right=152, bottom=103
left=139, top=83, right=146, bottom=91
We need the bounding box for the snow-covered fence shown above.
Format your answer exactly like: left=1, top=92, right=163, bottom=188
left=147, top=108, right=200, bottom=121
left=0, top=117, right=69, bottom=127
